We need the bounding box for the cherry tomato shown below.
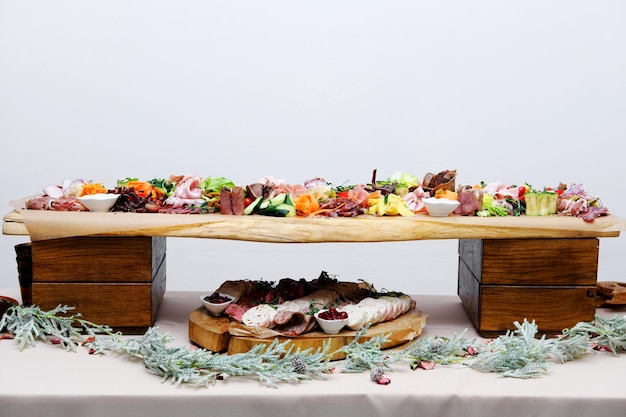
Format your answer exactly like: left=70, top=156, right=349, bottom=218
left=243, top=197, right=254, bottom=208
left=518, top=187, right=526, bottom=198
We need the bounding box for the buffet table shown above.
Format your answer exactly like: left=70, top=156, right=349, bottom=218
left=2, top=287, right=626, bottom=417
left=3, top=209, right=623, bottom=242
left=3, top=210, right=626, bottom=336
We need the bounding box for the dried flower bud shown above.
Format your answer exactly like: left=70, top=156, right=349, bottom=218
left=81, top=336, right=96, bottom=346
left=417, top=361, right=436, bottom=370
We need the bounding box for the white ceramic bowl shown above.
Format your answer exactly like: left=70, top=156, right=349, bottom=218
left=200, top=293, right=234, bottom=316
left=77, top=193, right=120, bottom=212
left=314, top=310, right=349, bottom=334
left=422, top=197, right=460, bottom=217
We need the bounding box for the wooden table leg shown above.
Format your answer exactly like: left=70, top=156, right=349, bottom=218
left=27, top=236, right=167, bottom=333
left=458, top=238, right=598, bottom=337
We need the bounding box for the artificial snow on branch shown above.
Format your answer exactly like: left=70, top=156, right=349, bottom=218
left=3, top=304, right=626, bottom=385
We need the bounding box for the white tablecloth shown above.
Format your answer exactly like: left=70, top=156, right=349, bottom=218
left=1, top=288, right=626, bottom=417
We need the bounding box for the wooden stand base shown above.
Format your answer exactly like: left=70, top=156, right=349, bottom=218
left=27, top=236, right=166, bottom=333
left=458, top=238, right=598, bottom=337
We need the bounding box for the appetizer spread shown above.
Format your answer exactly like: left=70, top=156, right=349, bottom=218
left=211, top=271, right=415, bottom=337
left=24, top=169, right=609, bottom=222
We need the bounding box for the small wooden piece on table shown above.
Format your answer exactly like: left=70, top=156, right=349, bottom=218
left=596, top=281, right=626, bottom=306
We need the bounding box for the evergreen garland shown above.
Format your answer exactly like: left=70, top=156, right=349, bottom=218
left=333, top=327, right=395, bottom=373
left=563, top=314, right=626, bottom=353
left=0, top=304, right=116, bottom=351
left=396, top=329, right=480, bottom=369
left=3, top=304, right=626, bottom=385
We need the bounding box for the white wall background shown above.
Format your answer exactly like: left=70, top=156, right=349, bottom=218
left=1, top=1, right=625, bottom=296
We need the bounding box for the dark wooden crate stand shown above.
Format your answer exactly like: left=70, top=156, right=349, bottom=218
left=30, top=236, right=166, bottom=333
left=458, top=238, right=598, bottom=337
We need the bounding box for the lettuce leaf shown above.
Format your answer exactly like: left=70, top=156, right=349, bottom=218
left=201, top=177, right=236, bottom=193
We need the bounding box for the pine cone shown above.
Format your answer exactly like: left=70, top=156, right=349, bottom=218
left=430, top=337, right=445, bottom=353
left=291, top=357, right=308, bottom=374
left=370, top=367, right=391, bottom=385
left=370, top=367, right=385, bottom=382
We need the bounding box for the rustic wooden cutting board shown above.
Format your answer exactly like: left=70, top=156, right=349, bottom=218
left=189, top=307, right=427, bottom=360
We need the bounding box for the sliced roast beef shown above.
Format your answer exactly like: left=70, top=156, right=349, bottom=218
left=219, top=187, right=232, bottom=214
left=230, top=186, right=245, bottom=215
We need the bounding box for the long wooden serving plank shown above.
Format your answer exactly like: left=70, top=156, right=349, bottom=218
left=189, top=306, right=428, bottom=360
left=3, top=210, right=624, bottom=242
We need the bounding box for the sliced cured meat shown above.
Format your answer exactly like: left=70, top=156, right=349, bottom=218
left=454, top=186, right=482, bottom=215
left=225, top=303, right=249, bottom=322
left=359, top=298, right=388, bottom=325
left=219, top=188, right=232, bottom=214
left=51, top=196, right=86, bottom=211
left=274, top=182, right=308, bottom=197
left=164, top=175, right=205, bottom=208
left=269, top=286, right=356, bottom=336
left=214, top=274, right=413, bottom=336
left=343, top=294, right=414, bottom=330
left=273, top=311, right=315, bottom=336
left=216, top=280, right=272, bottom=303
left=264, top=277, right=308, bottom=304
left=230, top=186, right=245, bottom=215
left=26, top=196, right=54, bottom=210
left=422, top=169, right=457, bottom=194
left=220, top=186, right=246, bottom=215
left=274, top=299, right=312, bottom=324
left=26, top=196, right=86, bottom=211
left=581, top=206, right=609, bottom=222
left=246, top=183, right=265, bottom=200
left=342, top=304, right=374, bottom=330
left=242, top=304, right=277, bottom=328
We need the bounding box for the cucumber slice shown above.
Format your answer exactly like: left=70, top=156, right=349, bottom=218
left=270, top=193, right=287, bottom=205
left=260, top=203, right=296, bottom=217
left=243, top=196, right=263, bottom=215
left=274, top=203, right=296, bottom=217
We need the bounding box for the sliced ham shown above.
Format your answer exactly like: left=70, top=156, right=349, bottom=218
left=164, top=175, right=205, bottom=208
left=26, top=196, right=54, bottom=210
left=26, top=195, right=86, bottom=211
